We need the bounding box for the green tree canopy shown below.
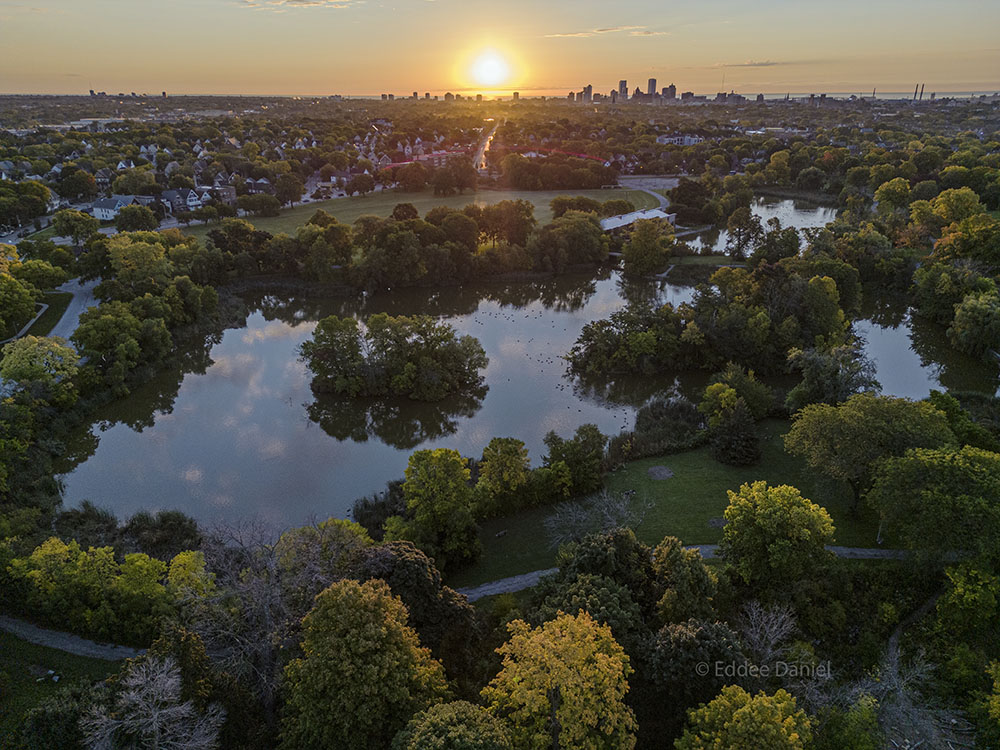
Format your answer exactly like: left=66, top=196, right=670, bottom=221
left=720, top=481, right=835, bottom=586
left=279, top=579, right=449, bottom=750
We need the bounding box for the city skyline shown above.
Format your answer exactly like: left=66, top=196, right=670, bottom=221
left=0, top=0, right=998, bottom=96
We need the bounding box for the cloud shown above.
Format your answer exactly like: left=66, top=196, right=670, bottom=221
left=545, top=25, right=647, bottom=38
left=715, top=60, right=791, bottom=68
left=240, top=0, right=364, bottom=10
left=630, top=30, right=669, bottom=37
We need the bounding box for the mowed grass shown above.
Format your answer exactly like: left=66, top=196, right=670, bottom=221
left=180, top=188, right=658, bottom=243
left=0, top=632, right=119, bottom=747
left=25, top=291, right=72, bottom=337
left=448, top=420, right=880, bottom=588
left=668, top=255, right=733, bottom=265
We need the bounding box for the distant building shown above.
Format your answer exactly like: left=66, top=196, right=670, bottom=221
left=444, top=92, right=454, bottom=101
left=381, top=94, right=388, bottom=100
left=681, top=91, right=694, bottom=101
left=583, top=84, right=593, bottom=103
left=647, top=78, right=657, bottom=95
left=513, top=91, right=519, bottom=101
left=618, top=80, right=628, bottom=100
left=756, top=93, right=765, bottom=103
left=663, top=83, right=676, bottom=100
left=476, top=94, right=483, bottom=103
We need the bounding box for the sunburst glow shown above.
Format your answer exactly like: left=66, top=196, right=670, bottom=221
left=470, top=50, right=511, bottom=87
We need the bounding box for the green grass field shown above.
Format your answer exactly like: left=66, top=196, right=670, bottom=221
left=24, top=291, right=72, bottom=337
left=667, top=255, right=733, bottom=265
left=0, top=632, right=119, bottom=747
left=448, top=420, right=879, bottom=588
left=180, top=187, right=658, bottom=243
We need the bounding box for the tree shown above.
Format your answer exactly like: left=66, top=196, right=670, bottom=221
left=646, top=619, right=745, bottom=710
left=948, top=291, right=1000, bottom=360
left=475, top=437, right=531, bottom=516
left=532, top=573, right=646, bottom=654
left=115, top=204, right=159, bottom=232
left=0, top=335, right=79, bottom=405
left=72, top=300, right=172, bottom=395
left=785, top=393, right=955, bottom=507
left=785, top=344, right=880, bottom=412
left=52, top=208, right=99, bottom=246
left=543, top=424, right=607, bottom=496
left=346, top=173, right=376, bottom=196
left=279, top=580, right=448, bottom=750
left=481, top=611, right=637, bottom=750
left=392, top=202, right=420, bottom=221
left=868, top=446, right=1000, bottom=561
left=300, top=313, right=488, bottom=401
left=353, top=541, right=478, bottom=681
left=874, top=177, right=912, bottom=215
left=81, top=656, right=226, bottom=750
left=674, top=686, right=811, bottom=750
left=651, top=536, right=718, bottom=624
left=0, top=273, right=37, bottom=339
left=556, top=528, right=658, bottom=615
left=12, top=259, right=68, bottom=290
left=709, top=398, right=761, bottom=466
left=931, top=186, right=984, bottom=225
left=621, top=219, right=674, bottom=275
left=725, top=206, right=763, bottom=259
left=398, top=162, right=429, bottom=192
left=392, top=701, right=513, bottom=750
left=386, top=448, right=480, bottom=570
left=720, top=481, right=834, bottom=586
left=274, top=173, right=305, bottom=206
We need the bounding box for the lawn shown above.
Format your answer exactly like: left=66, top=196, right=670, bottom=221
left=448, top=419, right=880, bottom=588
left=24, top=291, right=72, bottom=337
left=667, top=254, right=733, bottom=266
left=179, top=187, right=658, bottom=243
left=0, top=632, right=119, bottom=747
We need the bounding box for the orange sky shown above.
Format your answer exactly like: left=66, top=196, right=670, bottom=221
left=1, top=0, right=997, bottom=96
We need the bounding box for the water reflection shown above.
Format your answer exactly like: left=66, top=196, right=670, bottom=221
left=307, top=386, right=489, bottom=450
left=57, top=200, right=997, bottom=526
left=687, top=197, right=838, bottom=255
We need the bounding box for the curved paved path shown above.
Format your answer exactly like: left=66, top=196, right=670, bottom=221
left=0, top=615, right=142, bottom=661
left=47, top=277, right=98, bottom=344
left=456, top=545, right=907, bottom=601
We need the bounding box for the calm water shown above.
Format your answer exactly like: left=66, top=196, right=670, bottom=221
left=58, top=200, right=998, bottom=525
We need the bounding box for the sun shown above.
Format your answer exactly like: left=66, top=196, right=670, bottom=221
left=470, top=50, right=511, bottom=88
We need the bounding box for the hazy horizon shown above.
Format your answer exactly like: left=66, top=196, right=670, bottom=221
left=1, top=0, right=998, bottom=97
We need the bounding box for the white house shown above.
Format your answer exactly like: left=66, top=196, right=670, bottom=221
left=92, top=195, right=137, bottom=221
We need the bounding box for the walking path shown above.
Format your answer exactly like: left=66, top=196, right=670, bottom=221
left=47, top=277, right=98, bottom=344
left=0, top=302, right=49, bottom=345
left=456, top=544, right=908, bottom=601
left=0, top=615, right=143, bottom=661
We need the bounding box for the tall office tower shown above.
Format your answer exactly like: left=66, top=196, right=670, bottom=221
left=513, top=91, right=519, bottom=101
left=583, top=84, right=593, bottom=103
left=619, top=80, right=628, bottom=100
left=648, top=78, right=656, bottom=95
left=610, top=90, right=618, bottom=104
left=664, top=83, right=676, bottom=100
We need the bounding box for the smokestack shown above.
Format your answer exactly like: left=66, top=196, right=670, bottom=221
left=919, top=83, right=925, bottom=101
left=913, top=84, right=919, bottom=101
left=872, top=88, right=876, bottom=99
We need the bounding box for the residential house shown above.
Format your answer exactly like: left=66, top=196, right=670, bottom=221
left=161, top=188, right=202, bottom=214
left=94, top=168, right=114, bottom=191
left=92, top=195, right=137, bottom=221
